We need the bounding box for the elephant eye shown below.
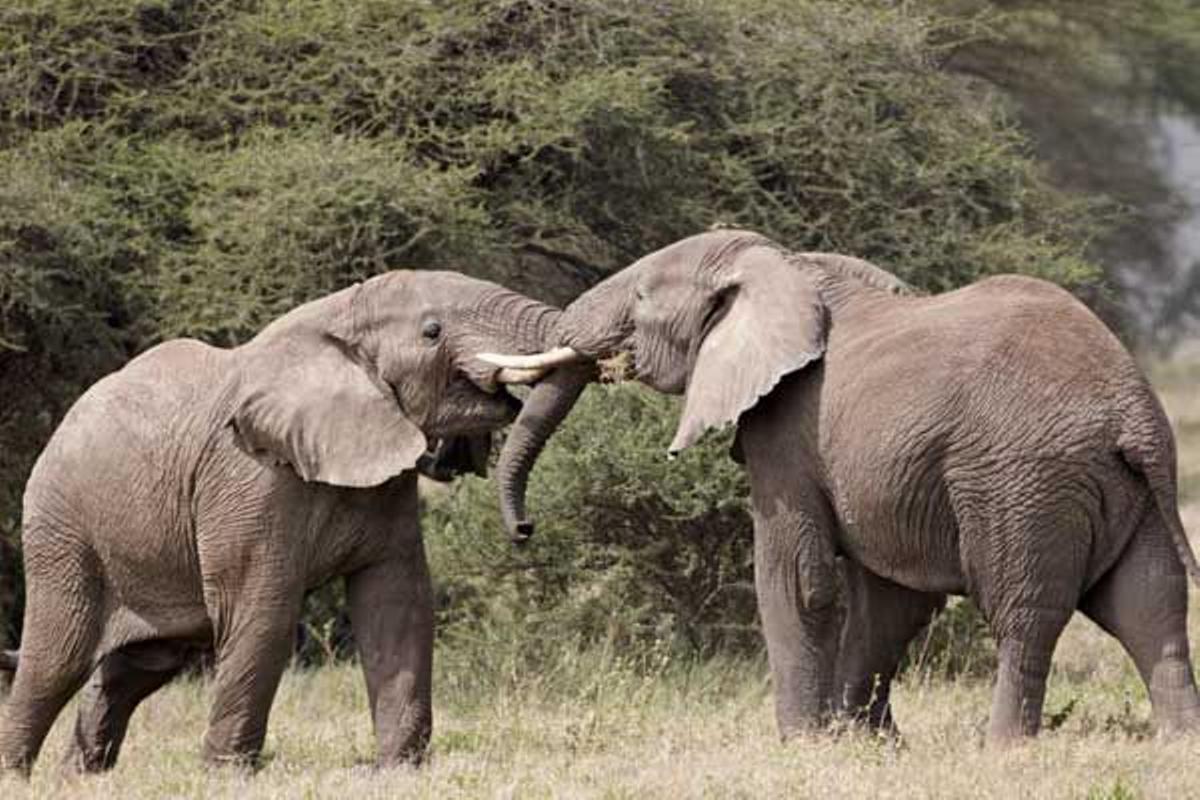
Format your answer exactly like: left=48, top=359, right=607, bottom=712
left=422, top=320, right=442, bottom=341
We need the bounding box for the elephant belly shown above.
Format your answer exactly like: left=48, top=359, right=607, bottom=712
left=829, top=474, right=967, bottom=595
left=22, top=468, right=210, bottom=653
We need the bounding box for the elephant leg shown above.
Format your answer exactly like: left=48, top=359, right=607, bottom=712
left=345, top=550, right=434, bottom=767
left=0, top=551, right=101, bottom=775
left=63, top=640, right=189, bottom=773
left=967, top=530, right=1079, bottom=744
left=200, top=593, right=302, bottom=767
left=836, top=560, right=946, bottom=734
left=751, top=492, right=842, bottom=739
left=986, top=607, right=1072, bottom=744
left=1081, top=509, right=1200, bottom=734
left=955, top=474, right=1090, bottom=746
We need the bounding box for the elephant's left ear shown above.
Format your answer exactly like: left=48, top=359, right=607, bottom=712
left=670, top=246, right=827, bottom=453
left=231, top=334, right=427, bottom=488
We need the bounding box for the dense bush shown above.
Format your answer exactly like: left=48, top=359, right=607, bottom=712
left=426, top=383, right=755, bottom=662
left=0, top=0, right=1108, bottom=655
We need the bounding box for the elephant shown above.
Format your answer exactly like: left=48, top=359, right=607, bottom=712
left=0, top=269, right=561, bottom=774
left=480, top=228, right=1200, bottom=745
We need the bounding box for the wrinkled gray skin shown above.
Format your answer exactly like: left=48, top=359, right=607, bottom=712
left=497, top=229, right=1200, bottom=745
left=0, top=271, right=559, bottom=774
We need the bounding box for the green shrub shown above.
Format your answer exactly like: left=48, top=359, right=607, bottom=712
left=146, top=130, right=492, bottom=344
left=901, top=598, right=997, bottom=681
left=425, top=383, right=756, bottom=665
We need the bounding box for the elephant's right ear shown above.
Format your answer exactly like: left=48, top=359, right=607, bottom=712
left=670, top=246, right=827, bottom=453
left=230, top=335, right=427, bottom=488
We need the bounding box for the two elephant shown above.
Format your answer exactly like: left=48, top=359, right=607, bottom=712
left=2, top=229, right=1197, bottom=774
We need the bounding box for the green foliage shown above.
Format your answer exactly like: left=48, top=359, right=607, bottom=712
left=426, top=383, right=756, bottom=663
left=901, top=598, right=997, bottom=681
left=0, top=0, right=1120, bottom=652
left=936, top=1, right=1200, bottom=345
left=148, top=130, right=492, bottom=344
left=1087, top=776, right=1141, bottom=800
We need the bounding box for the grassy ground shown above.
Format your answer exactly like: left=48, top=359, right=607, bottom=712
left=3, top=360, right=1199, bottom=799
left=2, top=645, right=1192, bottom=800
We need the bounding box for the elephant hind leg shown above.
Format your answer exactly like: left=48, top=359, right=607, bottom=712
left=986, top=607, right=1073, bottom=744
left=1081, top=510, right=1200, bottom=734
left=836, top=561, right=946, bottom=734
left=0, top=549, right=103, bottom=774
left=958, top=495, right=1087, bottom=745
left=63, top=640, right=191, bottom=773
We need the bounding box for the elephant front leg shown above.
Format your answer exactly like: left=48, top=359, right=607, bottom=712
left=753, top=503, right=842, bottom=739
left=345, top=550, right=434, bottom=767
left=201, top=591, right=303, bottom=767
left=199, top=556, right=302, bottom=767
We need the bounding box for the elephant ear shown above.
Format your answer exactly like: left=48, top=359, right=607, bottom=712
left=669, top=246, right=827, bottom=453
left=231, top=334, right=427, bottom=488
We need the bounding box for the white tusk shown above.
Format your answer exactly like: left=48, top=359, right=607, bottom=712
left=475, top=346, right=582, bottom=371
left=495, top=366, right=547, bottom=384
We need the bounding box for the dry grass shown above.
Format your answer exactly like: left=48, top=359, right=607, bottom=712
left=2, top=359, right=1199, bottom=799
left=2, top=650, right=1190, bottom=799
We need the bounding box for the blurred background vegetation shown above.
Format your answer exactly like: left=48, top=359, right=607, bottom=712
left=3, top=0, right=1200, bottom=676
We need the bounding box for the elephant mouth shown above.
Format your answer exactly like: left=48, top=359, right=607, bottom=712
left=498, top=385, right=524, bottom=417
left=447, top=373, right=524, bottom=435
left=597, top=349, right=638, bottom=383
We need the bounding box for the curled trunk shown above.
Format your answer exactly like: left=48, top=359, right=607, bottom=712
left=495, top=363, right=595, bottom=541
left=491, top=267, right=633, bottom=541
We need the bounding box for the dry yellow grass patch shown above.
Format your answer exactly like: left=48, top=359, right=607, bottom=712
left=2, top=650, right=1193, bottom=799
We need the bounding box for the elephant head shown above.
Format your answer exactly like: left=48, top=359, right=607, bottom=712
left=229, top=270, right=561, bottom=489
left=484, top=229, right=910, bottom=539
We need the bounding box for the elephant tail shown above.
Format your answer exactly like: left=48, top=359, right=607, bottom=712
left=0, top=649, right=16, bottom=673
left=1119, top=392, right=1200, bottom=589
left=1148, top=476, right=1200, bottom=590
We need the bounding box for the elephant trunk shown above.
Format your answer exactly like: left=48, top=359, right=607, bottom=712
left=493, top=269, right=636, bottom=542
left=495, top=362, right=595, bottom=542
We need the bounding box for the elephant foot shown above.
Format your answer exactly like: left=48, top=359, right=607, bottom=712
left=374, top=717, right=432, bottom=769
left=0, top=732, right=41, bottom=778
left=375, top=751, right=427, bottom=770
left=984, top=730, right=1036, bottom=751
left=0, top=760, right=31, bottom=781
left=200, top=741, right=264, bottom=772
left=1153, top=696, right=1200, bottom=738
left=821, top=712, right=907, bottom=750
left=777, top=714, right=837, bottom=744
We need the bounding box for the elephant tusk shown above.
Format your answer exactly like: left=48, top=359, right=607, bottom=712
left=495, top=366, right=547, bottom=384
left=475, top=346, right=582, bottom=371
